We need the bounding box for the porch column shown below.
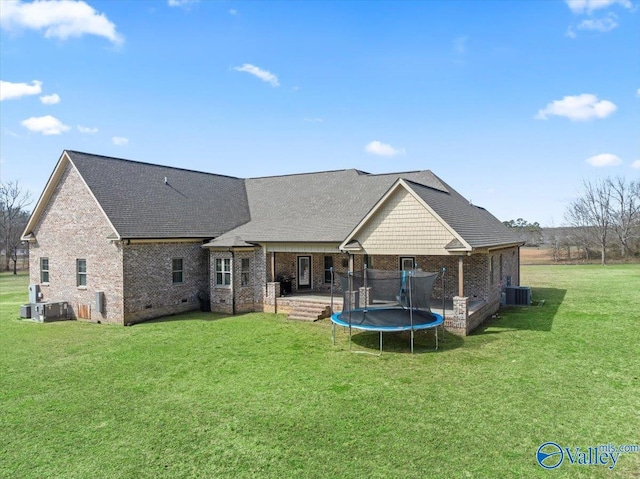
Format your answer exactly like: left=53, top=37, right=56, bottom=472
left=270, top=252, right=276, bottom=282
left=458, top=256, right=464, bottom=297
left=348, top=254, right=354, bottom=273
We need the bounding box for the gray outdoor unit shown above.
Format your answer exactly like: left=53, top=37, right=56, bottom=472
left=505, top=286, right=532, bottom=306
left=28, top=284, right=41, bottom=303
left=20, top=304, right=32, bottom=319
left=33, top=302, right=70, bottom=322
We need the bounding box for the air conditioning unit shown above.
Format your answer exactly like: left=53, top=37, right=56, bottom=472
left=33, top=302, right=70, bottom=322
left=505, top=286, right=532, bottom=306
left=20, top=304, right=32, bottom=319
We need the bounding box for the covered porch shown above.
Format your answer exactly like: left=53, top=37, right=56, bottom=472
left=269, top=290, right=493, bottom=335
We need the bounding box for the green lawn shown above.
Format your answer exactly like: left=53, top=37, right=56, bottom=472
left=1, top=266, right=639, bottom=478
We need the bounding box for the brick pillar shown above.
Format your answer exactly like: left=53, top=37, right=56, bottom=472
left=359, top=287, right=371, bottom=308
left=264, top=282, right=280, bottom=313
left=452, top=296, right=469, bottom=331
left=346, top=290, right=359, bottom=311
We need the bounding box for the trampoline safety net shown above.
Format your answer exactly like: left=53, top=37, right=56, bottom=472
left=336, top=268, right=439, bottom=329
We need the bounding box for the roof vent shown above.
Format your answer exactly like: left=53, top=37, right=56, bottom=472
left=164, top=177, right=168, bottom=185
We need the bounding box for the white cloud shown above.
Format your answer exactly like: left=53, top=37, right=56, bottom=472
left=636, top=88, right=640, bottom=97
left=565, top=26, right=577, bottom=38
left=0, top=0, right=123, bottom=45
left=535, top=94, right=616, bottom=121
left=112, top=136, right=129, bottom=146
left=233, top=64, right=280, bottom=87
left=565, top=0, right=632, bottom=14
left=168, top=0, right=199, bottom=6
left=586, top=153, right=622, bottom=167
left=304, top=117, right=323, bottom=123
left=21, top=115, right=70, bottom=135
left=77, top=125, right=97, bottom=134
left=229, top=9, right=237, bottom=15
left=0, top=79, right=42, bottom=101
left=364, top=141, right=405, bottom=157
left=577, top=14, right=618, bottom=32
left=631, top=160, right=640, bottom=169
left=40, top=93, right=60, bottom=104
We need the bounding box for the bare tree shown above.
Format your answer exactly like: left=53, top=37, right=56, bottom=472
left=565, top=179, right=612, bottom=265
left=608, top=177, right=640, bottom=259
left=0, top=181, right=32, bottom=274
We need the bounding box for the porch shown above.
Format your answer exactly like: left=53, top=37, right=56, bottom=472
left=274, top=291, right=492, bottom=334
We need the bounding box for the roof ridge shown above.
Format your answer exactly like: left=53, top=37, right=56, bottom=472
left=247, top=168, right=361, bottom=180
left=66, top=150, right=242, bottom=181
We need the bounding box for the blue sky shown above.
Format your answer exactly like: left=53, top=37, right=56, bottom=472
left=1, top=0, right=639, bottom=226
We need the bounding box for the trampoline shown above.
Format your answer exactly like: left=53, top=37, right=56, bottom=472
left=330, top=268, right=444, bottom=354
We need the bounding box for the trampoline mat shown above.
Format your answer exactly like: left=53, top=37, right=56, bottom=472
left=331, top=307, right=443, bottom=332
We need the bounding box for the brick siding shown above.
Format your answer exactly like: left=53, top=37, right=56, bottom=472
left=28, top=163, right=124, bottom=323
left=122, top=242, right=208, bottom=324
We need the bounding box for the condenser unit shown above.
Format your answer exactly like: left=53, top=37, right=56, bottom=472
left=33, top=302, right=70, bottom=322
left=505, top=286, right=532, bottom=306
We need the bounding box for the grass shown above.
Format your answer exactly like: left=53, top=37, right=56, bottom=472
left=1, top=266, right=639, bottom=478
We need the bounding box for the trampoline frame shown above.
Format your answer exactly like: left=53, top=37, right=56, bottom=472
left=331, top=308, right=443, bottom=354
left=330, top=266, right=445, bottom=355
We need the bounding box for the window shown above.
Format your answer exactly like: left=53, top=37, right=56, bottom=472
left=241, top=258, right=250, bottom=287
left=364, top=254, right=374, bottom=269
left=172, top=258, right=184, bottom=284
left=215, top=258, right=231, bottom=286
left=499, top=254, right=504, bottom=282
left=76, top=259, right=87, bottom=287
left=40, top=257, right=49, bottom=283
left=400, top=257, right=415, bottom=271
left=489, top=256, right=494, bottom=286
left=324, top=256, right=333, bottom=284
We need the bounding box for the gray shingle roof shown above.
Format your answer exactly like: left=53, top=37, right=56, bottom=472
left=405, top=179, right=521, bottom=249
left=67, top=151, right=250, bottom=238
left=63, top=150, right=518, bottom=249
left=213, top=169, right=448, bottom=243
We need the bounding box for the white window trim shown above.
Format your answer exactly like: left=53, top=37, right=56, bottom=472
left=40, top=257, right=50, bottom=284
left=215, top=258, right=232, bottom=288
left=172, top=258, right=184, bottom=284
left=76, top=258, right=87, bottom=288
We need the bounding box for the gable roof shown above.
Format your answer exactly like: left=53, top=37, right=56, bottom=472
left=210, top=169, right=449, bottom=243
left=405, top=179, right=521, bottom=249
left=24, top=151, right=250, bottom=240
left=25, top=150, right=520, bottom=251
left=339, top=178, right=522, bottom=252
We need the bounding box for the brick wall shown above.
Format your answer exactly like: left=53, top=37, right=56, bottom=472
left=28, top=163, right=124, bottom=323
left=122, top=242, right=208, bottom=323
left=208, top=248, right=266, bottom=314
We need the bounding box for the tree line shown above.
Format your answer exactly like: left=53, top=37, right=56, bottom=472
left=563, top=176, right=640, bottom=265
left=505, top=177, right=639, bottom=265
left=0, top=181, right=32, bottom=274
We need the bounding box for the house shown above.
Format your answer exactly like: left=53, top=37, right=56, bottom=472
left=22, top=150, right=523, bottom=334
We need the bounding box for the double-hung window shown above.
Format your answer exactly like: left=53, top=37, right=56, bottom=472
left=172, top=258, right=184, bottom=284
left=40, top=257, right=49, bottom=283
left=215, top=258, right=231, bottom=286
left=76, top=259, right=87, bottom=287
left=324, top=256, right=333, bottom=284
left=240, top=258, right=251, bottom=287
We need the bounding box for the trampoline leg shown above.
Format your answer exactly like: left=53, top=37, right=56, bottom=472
left=379, top=331, right=383, bottom=355
left=411, top=330, right=414, bottom=354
